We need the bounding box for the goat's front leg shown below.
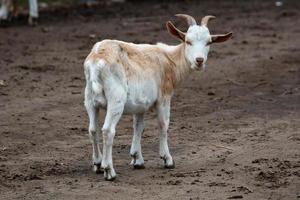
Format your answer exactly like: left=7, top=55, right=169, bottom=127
left=28, top=0, right=38, bottom=25
left=0, top=0, right=12, bottom=20
left=85, top=98, right=103, bottom=174
left=130, top=113, right=145, bottom=169
left=157, top=98, right=175, bottom=169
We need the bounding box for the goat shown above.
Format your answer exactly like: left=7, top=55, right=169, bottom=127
left=0, top=0, right=38, bottom=25
left=84, top=14, right=232, bottom=181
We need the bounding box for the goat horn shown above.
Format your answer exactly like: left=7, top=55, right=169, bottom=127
left=175, top=14, right=197, bottom=26
left=201, top=15, right=216, bottom=27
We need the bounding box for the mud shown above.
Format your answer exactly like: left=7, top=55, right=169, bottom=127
left=0, top=0, right=299, bottom=199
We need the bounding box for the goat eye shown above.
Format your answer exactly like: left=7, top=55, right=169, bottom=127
left=186, top=40, right=192, bottom=45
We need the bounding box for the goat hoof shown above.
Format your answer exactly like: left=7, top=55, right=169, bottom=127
left=103, top=167, right=116, bottom=181
left=164, top=162, right=175, bottom=169
left=28, top=17, right=38, bottom=26
left=161, top=156, right=175, bottom=169
left=133, top=163, right=145, bottom=169
left=93, top=163, right=103, bottom=174
left=131, top=152, right=145, bottom=169
left=105, top=176, right=116, bottom=181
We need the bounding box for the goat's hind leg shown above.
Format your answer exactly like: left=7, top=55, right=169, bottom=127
left=85, top=88, right=103, bottom=174
left=101, top=94, right=125, bottom=181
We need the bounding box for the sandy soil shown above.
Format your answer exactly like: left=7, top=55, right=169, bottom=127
left=0, top=0, right=299, bottom=199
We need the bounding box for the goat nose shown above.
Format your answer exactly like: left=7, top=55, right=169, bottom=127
left=196, top=57, right=204, bottom=65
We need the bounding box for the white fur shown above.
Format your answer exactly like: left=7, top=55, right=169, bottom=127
left=185, top=25, right=211, bottom=70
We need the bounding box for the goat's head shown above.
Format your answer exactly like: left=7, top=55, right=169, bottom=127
left=166, top=14, right=232, bottom=70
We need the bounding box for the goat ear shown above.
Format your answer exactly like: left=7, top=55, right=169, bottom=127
left=210, top=32, right=233, bottom=44
left=166, top=21, right=186, bottom=42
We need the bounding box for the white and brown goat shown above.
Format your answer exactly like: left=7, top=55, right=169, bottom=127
left=84, top=14, right=232, bottom=181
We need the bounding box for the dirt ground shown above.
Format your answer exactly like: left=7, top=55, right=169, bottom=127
left=0, top=0, right=299, bottom=199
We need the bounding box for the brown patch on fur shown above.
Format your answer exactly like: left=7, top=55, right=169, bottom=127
left=160, top=44, right=188, bottom=95
left=161, top=58, right=177, bottom=95
left=116, top=42, right=189, bottom=96
left=117, top=43, right=162, bottom=78
left=118, top=43, right=155, bottom=68
left=86, top=43, right=112, bottom=64
left=85, top=40, right=190, bottom=96
left=86, top=52, right=102, bottom=63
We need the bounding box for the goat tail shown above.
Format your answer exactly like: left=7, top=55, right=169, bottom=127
left=84, top=58, right=105, bottom=95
